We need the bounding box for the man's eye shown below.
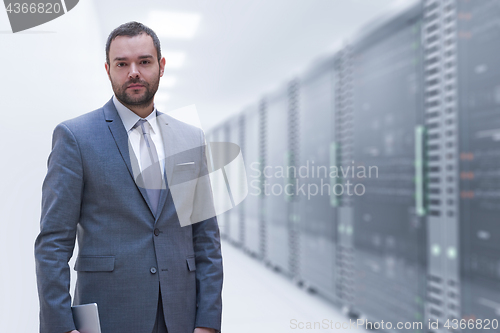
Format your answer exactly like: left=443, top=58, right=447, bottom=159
left=117, top=63, right=126, bottom=67
left=141, top=60, right=150, bottom=64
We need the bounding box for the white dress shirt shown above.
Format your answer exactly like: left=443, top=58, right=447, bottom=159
left=113, top=95, right=166, bottom=180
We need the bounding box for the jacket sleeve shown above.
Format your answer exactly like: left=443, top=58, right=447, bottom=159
left=192, top=129, right=223, bottom=332
left=34, top=123, right=83, bottom=333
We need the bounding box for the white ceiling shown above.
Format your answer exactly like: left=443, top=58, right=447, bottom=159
left=93, top=0, right=410, bottom=131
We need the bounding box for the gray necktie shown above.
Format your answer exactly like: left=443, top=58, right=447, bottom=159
left=134, top=118, right=163, bottom=215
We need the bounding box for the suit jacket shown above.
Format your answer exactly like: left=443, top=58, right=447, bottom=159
left=34, top=98, right=223, bottom=333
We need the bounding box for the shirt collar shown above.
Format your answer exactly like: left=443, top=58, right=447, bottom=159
left=113, top=95, right=159, bottom=134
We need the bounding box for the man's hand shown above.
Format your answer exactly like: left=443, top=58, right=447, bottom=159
left=194, top=327, right=216, bottom=333
left=65, top=330, right=80, bottom=333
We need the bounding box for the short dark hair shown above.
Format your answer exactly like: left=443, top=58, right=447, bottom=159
left=105, top=21, right=162, bottom=65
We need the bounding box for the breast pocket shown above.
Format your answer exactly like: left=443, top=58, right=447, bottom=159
left=74, top=256, right=115, bottom=272
left=171, top=162, right=198, bottom=186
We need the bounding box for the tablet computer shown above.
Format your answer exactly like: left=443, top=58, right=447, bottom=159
left=71, top=303, right=102, bottom=333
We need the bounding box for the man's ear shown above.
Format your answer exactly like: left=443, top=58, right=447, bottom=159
left=159, top=57, right=166, bottom=77
left=105, top=62, right=111, bottom=78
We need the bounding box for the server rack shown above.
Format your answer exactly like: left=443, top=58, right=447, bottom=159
left=242, top=103, right=265, bottom=258
left=225, top=115, right=244, bottom=246
left=349, top=2, right=427, bottom=329
left=456, top=0, right=500, bottom=331
left=259, top=99, right=268, bottom=259
left=212, top=124, right=230, bottom=238
left=289, top=79, right=300, bottom=278
left=335, top=46, right=357, bottom=313
left=262, top=83, right=297, bottom=275
left=297, top=55, right=338, bottom=302
left=422, top=0, right=461, bottom=329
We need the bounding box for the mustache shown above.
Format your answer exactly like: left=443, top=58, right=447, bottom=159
left=124, top=79, right=148, bottom=87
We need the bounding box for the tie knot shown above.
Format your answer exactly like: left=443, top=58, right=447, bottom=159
left=134, top=119, right=150, bottom=135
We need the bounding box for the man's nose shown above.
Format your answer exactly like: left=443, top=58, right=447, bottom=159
left=128, top=63, right=140, bottom=78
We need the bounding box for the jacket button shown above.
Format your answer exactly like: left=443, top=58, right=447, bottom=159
left=154, top=228, right=160, bottom=236
left=150, top=267, right=157, bottom=274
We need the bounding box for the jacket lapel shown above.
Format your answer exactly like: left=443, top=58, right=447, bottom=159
left=103, top=98, right=156, bottom=218
left=154, top=111, right=175, bottom=222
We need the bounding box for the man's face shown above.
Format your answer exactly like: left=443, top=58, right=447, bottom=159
left=105, top=33, right=165, bottom=107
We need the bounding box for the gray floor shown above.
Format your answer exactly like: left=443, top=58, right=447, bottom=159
left=220, top=240, right=365, bottom=333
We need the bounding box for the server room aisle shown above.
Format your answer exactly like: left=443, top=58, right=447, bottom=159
left=220, top=240, right=364, bottom=333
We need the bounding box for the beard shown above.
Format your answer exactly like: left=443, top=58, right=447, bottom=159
left=111, top=71, right=160, bottom=107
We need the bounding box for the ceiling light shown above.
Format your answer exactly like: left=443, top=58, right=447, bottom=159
left=163, top=51, right=185, bottom=69
left=148, top=11, right=201, bottom=39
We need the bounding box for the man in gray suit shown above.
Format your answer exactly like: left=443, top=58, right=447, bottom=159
left=34, top=22, right=223, bottom=333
